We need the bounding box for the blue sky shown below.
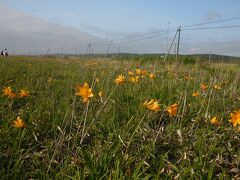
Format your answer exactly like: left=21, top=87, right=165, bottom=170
left=1, top=0, right=240, bottom=55
left=3, top=0, right=240, bottom=33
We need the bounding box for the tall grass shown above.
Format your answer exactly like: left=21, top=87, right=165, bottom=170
left=0, top=56, right=239, bottom=179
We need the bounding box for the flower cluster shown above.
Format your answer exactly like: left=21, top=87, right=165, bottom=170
left=2, top=86, right=30, bottom=129
left=115, top=68, right=156, bottom=85
left=2, top=86, right=30, bottom=99
left=143, top=99, right=179, bottom=117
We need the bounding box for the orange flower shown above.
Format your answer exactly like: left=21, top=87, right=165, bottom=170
left=143, top=99, right=160, bottom=112
left=229, top=110, right=240, bottom=127
left=19, top=89, right=30, bottom=98
left=13, top=116, right=25, bottom=128
left=76, top=82, right=94, bottom=103
left=115, top=74, right=125, bottom=85
left=149, top=73, right=155, bottom=79
left=210, top=117, right=220, bottom=125
left=98, top=90, right=104, bottom=97
left=141, top=69, right=148, bottom=75
left=184, top=75, right=191, bottom=80
left=2, top=86, right=16, bottom=98
left=192, top=92, right=200, bottom=97
left=166, top=103, right=178, bottom=117
left=200, top=83, right=208, bottom=91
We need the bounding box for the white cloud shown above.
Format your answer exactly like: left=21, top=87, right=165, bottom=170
left=205, top=11, right=222, bottom=22
left=190, top=48, right=199, bottom=52
left=0, top=5, right=100, bottom=54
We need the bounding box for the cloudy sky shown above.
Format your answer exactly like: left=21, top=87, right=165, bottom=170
left=0, top=0, right=240, bottom=56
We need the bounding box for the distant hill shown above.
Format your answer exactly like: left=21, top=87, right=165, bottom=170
left=49, top=53, right=240, bottom=63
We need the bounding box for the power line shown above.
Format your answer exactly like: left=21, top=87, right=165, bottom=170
left=82, top=15, right=240, bottom=49
left=117, top=30, right=176, bottom=44
left=91, top=30, right=176, bottom=47
left=90, top=16, right=240, bottom=46
left=183, top=25, right=240, bottom=31
left=91, top=29, right=176, bottom=46
left=183, top=17, right=240, bottom=28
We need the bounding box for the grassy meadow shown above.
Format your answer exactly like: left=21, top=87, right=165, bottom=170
left=0, top=56, right=240, bottom=179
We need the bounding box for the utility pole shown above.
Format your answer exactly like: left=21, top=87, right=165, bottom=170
left=117, top=46, right=120, bottom=57
left=88, top=43, right=91, bottom=55
left=166, top=22, right=171, bottom=53
left=175, top=43, right=177, bottom=60
left=85, top=43, right=91, bottom=56
left=61, top=46, right=64, bottom=57
left=208, top=50, right=212, bottom=64
left=74, top=48, right=77, bottom=55
left=106, top=40, right=113, bottom=58
left=176, top=26, right=181, bottom=61
left=85, top=46, right=88, bottom=56
left=105, top=33, right=109, bottom=58
left=163, top=29, right=178, bottom=62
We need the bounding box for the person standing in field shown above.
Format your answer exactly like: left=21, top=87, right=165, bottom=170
left=0, top=49, right=9, bottom=57
left=4, top=49, right=8, bottom=57
left=0, top=50, right=5, bottom=57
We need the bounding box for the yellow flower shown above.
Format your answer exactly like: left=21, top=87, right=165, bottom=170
left=166, top=103, right=178, bottom=117
left=95, top=78, right=100, bottom=83
left=27, top=64, right=32, bottom=69
left=2, top=86, right=16, bottom=98
left=136, top=69, right=141, bottom=75
left=76, top=82, right=94, bottom=103
left=48, top=77, right=53, bottom=83
left=237, top=126, right=240, bottom=132
left=129, top=76, right=139, bottom=83
left=19, top=89, right=30, bottom=98
left=210, top=117, right=220, bottom=125
left=135, top=76, right=140, bottom=81
left=143, top=99, right=160, bottom=112
left=98, top=90, right=104, bottom=97
left=192, top=92, right=200, bottom=97
left=214, top=84, right=221, bottom=90
left=13, top=116, right=25, bottom=128
left=229, top=110, right=240, bottom=127
left=149, top=73, right=155, bottom=79
left=200, top=83, right=208, bottom=91
left=115, top=74, right=125, bottom=85
left=128, top=71, right=134, bottom=76
left=143, top=99, right=154, bottom=107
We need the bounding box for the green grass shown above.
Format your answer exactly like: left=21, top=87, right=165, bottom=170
left=0, top=56, right=239, bottom=179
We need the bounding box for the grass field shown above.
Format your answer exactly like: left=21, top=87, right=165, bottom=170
left=0, top=56, right=240, bottom=179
